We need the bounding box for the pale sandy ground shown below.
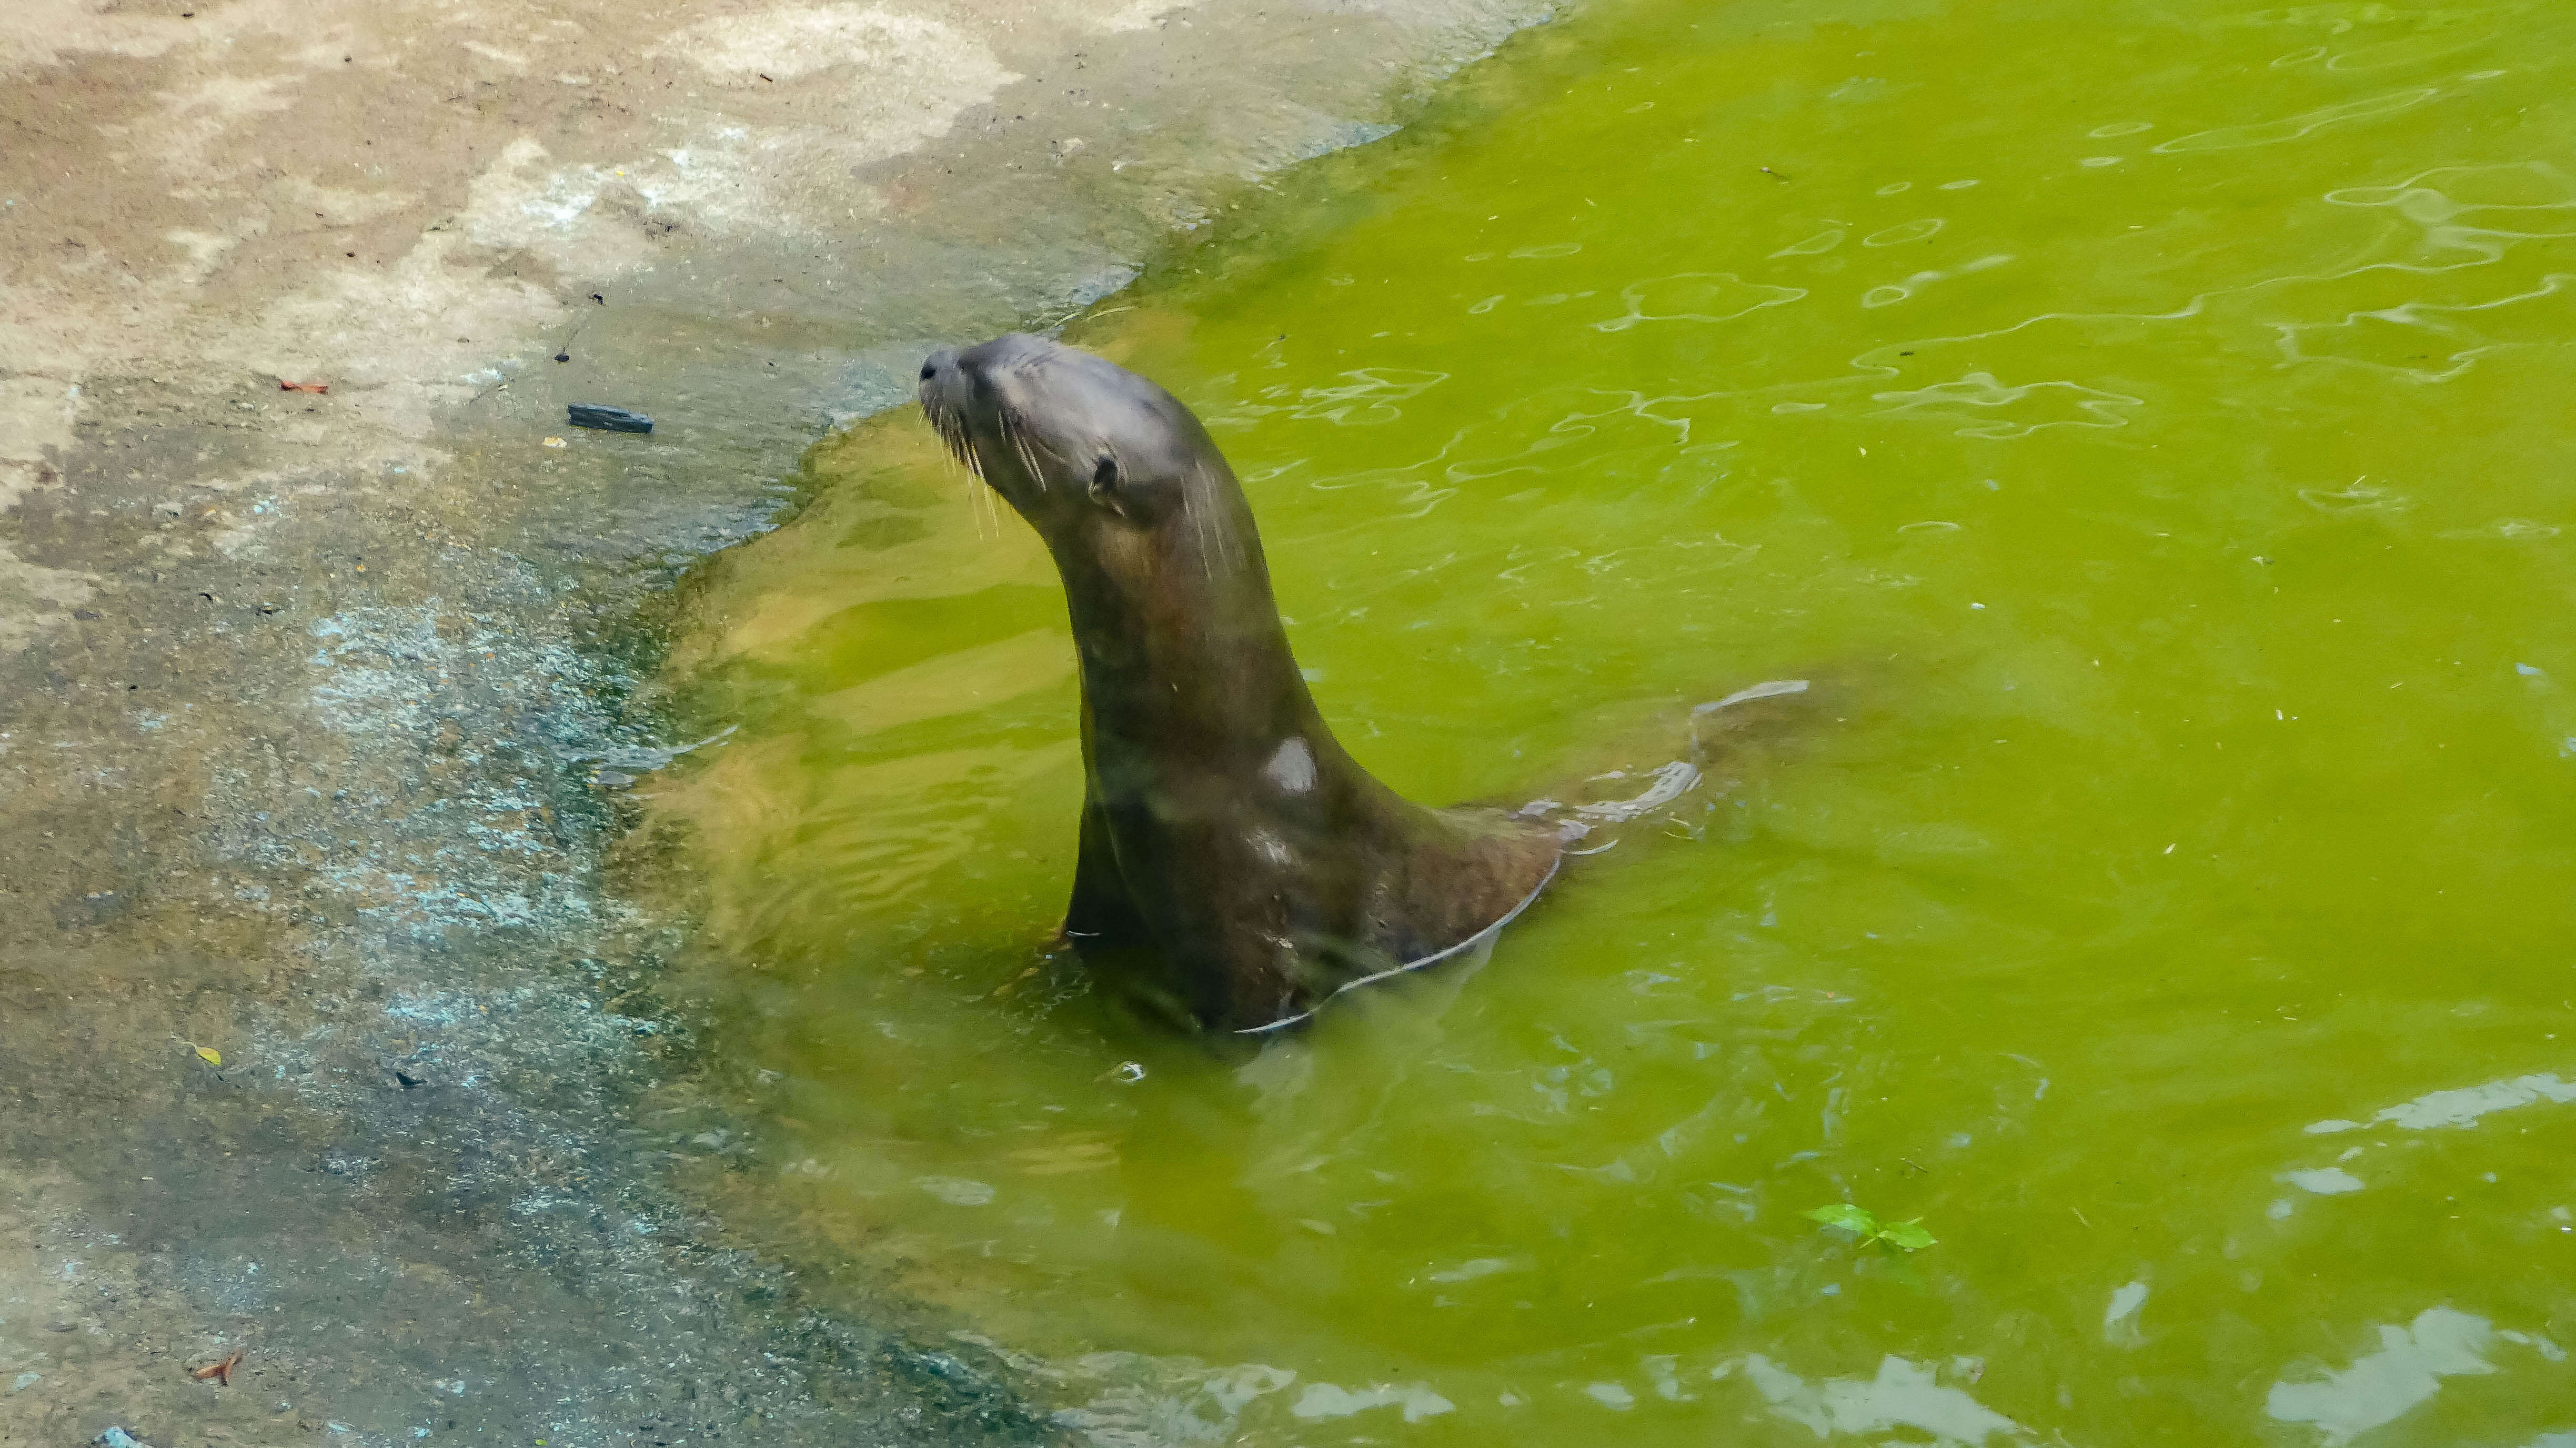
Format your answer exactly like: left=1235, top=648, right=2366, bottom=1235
left=0, top=2, right=1548, bottom=1443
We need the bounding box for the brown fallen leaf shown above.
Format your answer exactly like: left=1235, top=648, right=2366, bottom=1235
left=278, top=380, right=329, bottom=394
left=189, top=1348, right=244, bottom=1386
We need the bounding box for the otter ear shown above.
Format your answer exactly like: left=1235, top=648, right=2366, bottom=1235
left=1088, top=454, right=1123, bottom=512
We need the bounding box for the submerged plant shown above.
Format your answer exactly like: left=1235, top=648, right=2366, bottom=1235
left=1806, top=1203, right=1936, bottom=1252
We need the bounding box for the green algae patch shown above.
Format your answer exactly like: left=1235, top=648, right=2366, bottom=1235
left=642, top=0, right=2576, bottom=1441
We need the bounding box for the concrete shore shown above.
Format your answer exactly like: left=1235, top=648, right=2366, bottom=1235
left=0, top=2, right=1549, bottom=1442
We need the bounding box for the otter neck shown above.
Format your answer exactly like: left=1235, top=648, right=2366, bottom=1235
left=1046, top=524, right=1335, bottom=779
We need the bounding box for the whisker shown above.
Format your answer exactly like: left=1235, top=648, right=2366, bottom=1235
left=968, top=436, right=1001, bottom=537
left=998, top=408, right=1045, bottom=495
left=1184, top=465, right=1216, bottom=581
left=925, top=406, right=998, bottom=538
left=953, top=434, right=985, bottom=537
left=1192, top=462, right=1232, bottom=574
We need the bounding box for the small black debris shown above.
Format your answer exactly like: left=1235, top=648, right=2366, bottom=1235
left=73, top=608, right=100, bottom=620
left=395, top=1069, right=427, bottom=1089
left=568, top=404, right=652, bottom=434
left=554, top=351, right=570, bottom=363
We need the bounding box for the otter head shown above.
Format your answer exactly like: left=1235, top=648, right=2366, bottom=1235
left=919, top=332, right=1290, bottom=738
left=918, top=333, right=1224, bottom=538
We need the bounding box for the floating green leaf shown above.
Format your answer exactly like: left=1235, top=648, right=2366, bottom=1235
left=1806, top=1202, right=1935, bottom=1252
left=1877, top=1218, right=1937, bottom=1251
left=1804, top=1203, right=1879, bottom=1234
left=193, top=1044, right=222, bottom=1067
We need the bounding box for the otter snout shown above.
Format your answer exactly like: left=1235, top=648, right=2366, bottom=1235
left=915, top=334, right=1082, bottom=508
left=917, top=346, right=961, bottom=410
left=920, top=333, right=1049, bottom=400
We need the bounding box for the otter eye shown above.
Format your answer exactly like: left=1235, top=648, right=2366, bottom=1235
left=1091, top=456, right=1119, bottom=492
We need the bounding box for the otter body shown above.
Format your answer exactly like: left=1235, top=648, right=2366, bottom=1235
left=919, top=334, right=1561, bottom=1033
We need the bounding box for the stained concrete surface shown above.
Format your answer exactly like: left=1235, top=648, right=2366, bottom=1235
left=0, top=2, right=1552, bottom=1442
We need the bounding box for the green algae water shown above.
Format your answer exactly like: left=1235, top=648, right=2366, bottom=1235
left=647, top=0, right=2576, bottom=1440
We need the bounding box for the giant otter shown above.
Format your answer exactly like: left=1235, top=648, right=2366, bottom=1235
left=918, top=334, right=1786, bottom=1034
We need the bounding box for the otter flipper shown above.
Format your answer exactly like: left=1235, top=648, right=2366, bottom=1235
left=1062, top=793, right=1151, bottom=949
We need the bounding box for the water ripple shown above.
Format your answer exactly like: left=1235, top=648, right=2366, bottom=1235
left=1592, top=273, right=1807, bottom=332
left=2154, top=86, right=2438, bottom=153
